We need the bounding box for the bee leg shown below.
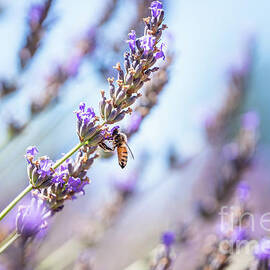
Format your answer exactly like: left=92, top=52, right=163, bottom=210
left=99, top=142, right=114, bottom=152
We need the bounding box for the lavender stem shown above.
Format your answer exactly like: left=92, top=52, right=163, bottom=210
left=0, top=230, right=19, bottom=254
left=0, top=141, right=85, bottom=221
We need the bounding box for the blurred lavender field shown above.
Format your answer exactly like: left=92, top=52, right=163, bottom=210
left=0, top=0, right=270, bottom=269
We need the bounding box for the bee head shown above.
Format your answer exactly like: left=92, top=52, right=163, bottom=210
left=111, top=126, right=120, bottom=137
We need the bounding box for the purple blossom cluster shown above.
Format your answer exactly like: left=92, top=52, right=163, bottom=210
left=25, top=144, right=99, bottom=214
left=0, top=0, right=169, bottom=262
left=26, top=146, right=54, bottom=188
left=16, top=195, right=51, bottom=239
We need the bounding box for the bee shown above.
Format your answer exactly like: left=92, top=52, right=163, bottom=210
left=99, top=128, right=134, bottom=168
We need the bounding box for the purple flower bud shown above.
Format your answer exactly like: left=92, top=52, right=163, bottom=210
left=107, top=109, right=119, bottom=122
left=161, top=231, right=175, bottom=247
left=155, top=43, right=165, bottom=60
left=37, top=157, right=54, bottom=178
left=127, top=30, right=137, bottom=51
left=104, top=102, right=113, bottom=120
left=26, top=146, right=39, bottom=156
left=67, top=176, right=88, bottom=196
left=150, top=1, right=163, bottom=18
left=254, top=238, right=270, bottom=260
left=25, top=146, right=39, bottom=163
left=112, top=111, right=126, bottom=123
left=115, top=90, right=127, bottom=106
left=75, top=102, right=97, bottom=142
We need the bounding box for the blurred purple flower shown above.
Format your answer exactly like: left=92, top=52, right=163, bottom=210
left=29, top=4, right=44, bottom=24
left=0, top=264, right=7, bottom=270
left=162, top=231, right=175, bottom=247
left=254, top=238, right=270, bottom=260
left=231, top=227, right=247, bottom=242
left=222, top=142, right=238, bottom=161
left=237, top=181, right=250, bottom=201
left=16, top=196, right=50, bottom=238
left=150, top=1, right=163, bottom=18
left=65, top=55, right=82, bottom=77
left=241, top=111, right=260, bottom=131
left=127, top=112, right=142, bottom=134
left=113, top=173, right=138, bottom=194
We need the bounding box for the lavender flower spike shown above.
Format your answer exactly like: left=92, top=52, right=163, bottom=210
left=127, top=30, right=137, bottom=51
left=16, top=196, right=51, bottom=240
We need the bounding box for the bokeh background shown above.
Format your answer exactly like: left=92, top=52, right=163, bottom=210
left=0, top=0, right=270, bottom=269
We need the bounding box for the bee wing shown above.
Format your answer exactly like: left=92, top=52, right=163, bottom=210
left=124, top=142, right=134, bottom=160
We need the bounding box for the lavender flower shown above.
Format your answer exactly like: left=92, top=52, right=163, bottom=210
left=99, top=1, right=167, bottom=126
left=113, top=173, right=138, bottom=198
left=236, top=181, right=250, bottom=201
left=75, top=103, right=101, bottom=143
left=16, top=196, right=51, bottom=239
left=155, top=43, right=165, bottom=60
left=151, top=230, right=174, bottom=270
left=28, top=4, right=44, bottom=25
left=150, top=1, right=163, bottom=18
left=254, top=238, right=270, bottom=260
left=64, top=54, right=83, bottom=77
left=13, top=0, right=167, bottom=250
left=37, top=158, right=54, bottom=178
left=241, top=111, right=260, bottom=131
left=231, top=227, right=247, bottom=243
left=20, top=0, right=54, bottom=70
left=25, top=146, right=39, bottom=164
left=161, top=231, right=175, bottom=247
left=26, top=147, right=54, bottom=188
left=126, top=112, right=143, bottom=135
left=127, top=30, right=137, bottom=51
left=140, top=35, right=156, bottom=53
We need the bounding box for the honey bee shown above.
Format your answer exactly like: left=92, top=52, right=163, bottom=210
left=99, top=128, right=134, bottom=168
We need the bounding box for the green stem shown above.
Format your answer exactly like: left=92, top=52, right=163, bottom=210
left=0, top=184, right=33, bottom=221
left=0, top=141, right=85, bottom=222
left=0, top=231, right=20, bottom=254
left=52, top=141, right=85, bottom=170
